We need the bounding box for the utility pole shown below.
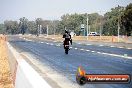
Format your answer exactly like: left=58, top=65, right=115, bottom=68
left=53, top=21, right=55, bottom=37
left=39, top=25, right=42, bottom=34
left=118, top=18, right=120, bottom=42
left=118, top=5, right=120, bottom=42
left=100, top=25, right=102, bottom=36
left=87, top=15, right=89, bottom=40
left=37, top=25, right=40, bottom=36
left=89, top=25, right=91, bottom=34
left=100, top=16, right=102, bottom=37
left=47, top=25, right=48, bottom=37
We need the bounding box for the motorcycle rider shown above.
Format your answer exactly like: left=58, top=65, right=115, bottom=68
left=63, top=30, right=72, bottom=49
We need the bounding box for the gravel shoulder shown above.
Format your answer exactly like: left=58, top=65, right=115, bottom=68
left=0, top=35, right=13, bottom=88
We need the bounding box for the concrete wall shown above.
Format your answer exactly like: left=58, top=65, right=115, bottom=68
left=7, top=42, right=52, bottom=88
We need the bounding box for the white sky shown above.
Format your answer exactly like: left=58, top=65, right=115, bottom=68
left=0, top=0, right=131, bottom=23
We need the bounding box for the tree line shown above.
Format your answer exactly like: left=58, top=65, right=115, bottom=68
left=0, top=3, right=132, bottom=36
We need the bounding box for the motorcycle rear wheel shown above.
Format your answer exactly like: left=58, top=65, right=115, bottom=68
left=65, top=49, right=68, bottom=54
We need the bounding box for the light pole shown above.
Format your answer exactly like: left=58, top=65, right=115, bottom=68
left=100, top=16, right=102, bottom=37
left=87, top=14, right=89, bottom=40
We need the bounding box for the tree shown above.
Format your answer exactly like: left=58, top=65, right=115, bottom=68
left=121, top=3, right=132, bottom=36
left=4, top=20, right=19, bottom=34
left=102, top=6, right=125, bottom=35
left=0, top=24, right=5, bottom=34
left=27, top=21, right=37, bottom=34
left=19, top=17, right=28, bottom=35
left=56, top=13, right=103, bottom=35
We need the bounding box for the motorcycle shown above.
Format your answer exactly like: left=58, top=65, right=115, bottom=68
left=64, top=40, right=70, bottom=54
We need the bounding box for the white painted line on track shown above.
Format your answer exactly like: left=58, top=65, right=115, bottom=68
left=97, top=52, right=101, bottom=54
left=127, top=48, right=132, bottom=49
left=26, top=39, right=31, bottom=41
left=99, top=52, right=132, bottom=59
left=70, top=47, right=72, bottom=49
left=50, top=43, right=54, bottom=45
left=41, top=42, right=44, bottom=43
left=56, top=44, right=60, bottom=46
left=80, top=49, right=84, bottom=51
left=118, top=47, right=123, bottom=48
left=102, top=52, right=107, bottom=54
left=26, top=39, right=29, bottom=41
left=46, top=43, right=49, bottom=44
left=110, top=46, right=115, bottom=47
left=75, top=47, right=132, bottom=59
left=99, top=45, right=104, bottom=46
left=23, top=38, right=32, bottom=41
left=74, top=48, right=78, bottom=50
left=86, top=44, right=92, bottom=45
left=78, top=43, right=81, bottom=44
left=86, top=50, right=90, bottom=51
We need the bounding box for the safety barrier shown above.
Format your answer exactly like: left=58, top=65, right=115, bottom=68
left=7, top=38, right=52, bottom=88
left=72, top=36, right=119, bottom=42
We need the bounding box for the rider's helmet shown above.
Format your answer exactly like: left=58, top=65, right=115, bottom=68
left=65, top=30, right=69, bottom=34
